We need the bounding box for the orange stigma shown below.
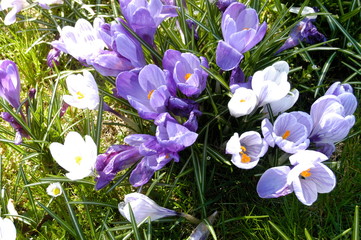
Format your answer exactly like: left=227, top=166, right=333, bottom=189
left=76, top=91, right=85, bottom=99
left=300, top=169, right=312, bottom=178
left=147, top=90, right=155, bottom=99
left=282, top=130, right=291, bottom=139
left=184, top=73, right=192, bottom=81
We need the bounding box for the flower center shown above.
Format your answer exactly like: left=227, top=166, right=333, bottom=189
left=147, top=90, right=155, bottom=100
left=239, top=99, right=246, bottom=103
left=52, top=188, right=61, bottom=196
left=300, top=169, right=312, bottom=178
left=76, top=91, right=85, bottom=99
left=243, top=28, right=250, bottom=30
left=239, top=146, right=250, bottom=163
left=184, top=73, right=192, bottom=81
left=75, top=156, right=82, bottom=165
left=282, top=130, right=291, bottom=139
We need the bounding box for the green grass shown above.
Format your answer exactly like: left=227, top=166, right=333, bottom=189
left=0, top=0, right=360, bottom=239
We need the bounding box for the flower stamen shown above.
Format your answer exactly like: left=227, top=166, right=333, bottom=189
left=76, top=91, right=85, bottom=99
left=300, top=169, right=311, bottom=178
left=75, top=156, right=82, bottom=165
left=147, top=90, right=155, bottom=100
left=184, top=73, right=192, bottom=81
left=282, top=130, right=291, bottom=139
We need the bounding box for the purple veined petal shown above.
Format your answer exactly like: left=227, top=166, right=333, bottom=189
left=308, top=162, right=336, bottom=193
left=216, top=40, right=244, bottom=71
left=149, top=85, right=170, bottom=114
left=256, top=166, right=293, bottom=198
left=325, top=81, right=353, bottom=96
left=116, top=71, right=144, bottom=100
left=138, top=64, right=167, bottom=91
left=163, top=49, right=182, bottom=72
left=0, top=60, right=21, bottom=109
left=228, top=31, right=248, bottom=53
left=124, top=134, right=156, bottom=147
left=289, top=150, right=328, bottom=165
left=114, top=33, right=146, bottom=67
left=222, top=15, right=237, bottom=43
left=261, top=118, right=275, bottom=147
left=337, top=92, right=357, bottom=116
left=315, top=142, right=335, bottom=158
left=92, top=51, right=134, bottom=76
left=290, top=111, right=313, bottom=136
left=310, top=95, right=343, bottom=124
left=235, top=8, right=259, bottom=31
left=221, top=2, right=246, bottom=34
left=129, top=155, right=157, bottom=187
left=127, top=95, right=160, bottom=120
left=148, top=0, right=162, bottom=19
left=293, top=177, right=318, bottom=206
left=246, top=21, right=267, bottom=51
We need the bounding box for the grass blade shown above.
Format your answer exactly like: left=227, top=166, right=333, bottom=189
left=352, top=205, right=359, bottom=240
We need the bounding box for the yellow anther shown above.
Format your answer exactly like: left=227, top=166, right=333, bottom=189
left=240, top=99, right=246, bottom=103
left=241, top=153, right=251, bottom=163
left=75, top=156, right=82, bottom=165
left=147, top=90, right=155, bottom=100
left=52, top=188, right=61, bottom=195
left=240, top=146, right=247, bottom=152
left=282, top=130, right=291, bottom=139
left=300, top=169, right=312, bottom=178
left=184, top=73, right=192, bottom=81
left=76, top=91, right=85, bottom=99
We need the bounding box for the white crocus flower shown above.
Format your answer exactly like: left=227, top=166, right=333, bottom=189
left=49, top=131, right=97, bottom=180
left=289, top=6, right=317, bottom=20
left=228, top=87, right=258, bottom=118
left=252, top=61, right=291, bottom=107
left=263, top=88, right=299, bottom=117
left=118, top=193, right=179, bottom=224
left=46, top=182, right=62, bottom=197
left=0, top=0, right=29, bottom=25
left=0, top=217, right=16, bottom=240
left=63, top=70, right=100, bottom=110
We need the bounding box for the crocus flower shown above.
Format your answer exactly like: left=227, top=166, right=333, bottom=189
left=47, top=48, right=61, bottom=68
left=257, top=150, right=336, bottom=206
left=228, top=87, right=258, bottom=118
left=0, top=112, right=29, bottom=145
left=0, top=0, right=29, bottom=25
left=216, top=2, right=267, bottom=70
left=0, top=60, right=21, bottom=109
left=251, top=61, right=290, bottom=106
left=324, top=81, right=357, bottom=116
left=309, top=95, right=355, bottom=144
left=63, top=70, right=100, bottom=110
left=276, top=7, right=326, bottom=54
left=118, top=0, right=178, bottom=45
left=226, top=131, right=268, bottom=169
left=215, top=0, right=237, bottom=12
left=262, top=89, right=299, bottom=117
left=163, top=49, right=209, bottom=97
left=51, top=18, right=106, bottom=66
left=116, top=65, right=173, bottom=120
left=49, top=131, right=97, bottom=180
left=118, top=193, right=179, bottom=224
left=46, top=182, right=62, bottom=197
left=0, top=217, right=16, bottom=240
left=262, top=111, right=313, bottom=154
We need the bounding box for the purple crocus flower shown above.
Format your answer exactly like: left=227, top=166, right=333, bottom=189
left=47, top=48, right=61, bottom=68
left=324, top=81, right=357, bottom=116
left=309, top=95, right=355, bottom=144
left=118, top=0, right=178, bottom=45
left=95, top=144, right=142, bottom=190
left=216, top=2, right=267, bottom=70
left=276, top=7, right=326, bottom=54
left=186, top=19, right=199, bottom=40
left=154, top=113, right=198, bottom=152
left=163, top=49, right=209, bottom=97
left=262, top=111, right=313, bottom=154
left=226, top=131, right=268, bottom=169
left=116, top=65, right=174, bottom=120
left=257, top=150, right=336, bottom=206
left=0, top=60, right=21, bottom=109
left=0, top=112, right=29, bottom=145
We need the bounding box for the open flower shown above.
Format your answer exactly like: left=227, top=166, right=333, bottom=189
left=251, top=61, right=290, bottom=106
left=49, top=131, right=97, bottom=180
left=228, top=87, right=258, bottom=117
left=0, top=217, right=16, bottom=240
left=63, top=71, right=99, bottom=110
left=262, top=111, right=313, bottom=154
left=46, top=182, right=63, bottom=197
left=226, top=131, right=268, bottom=169
left=118, top=193, right=179, bottom=224
left=216, top=2, right=267, bottom=70
left=257, top=150, right=336, bottom=206
left=0, top=60, right=21, bottom=109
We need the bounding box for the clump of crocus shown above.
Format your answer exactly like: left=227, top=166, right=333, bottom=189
left=216, top=2, right=267, bottom=70
left=118, top=0, right=178, bottom=45
left=46, top=182, right=63, bottom=197
left=276, top=7, right=326, bottom=54
left=257, top=150, right=336, bottom=206
left=49, top=131, right=97, bottom=180
left=63, top=70, right=100, bottom=110
left=0, top=59, right=21, bottom=109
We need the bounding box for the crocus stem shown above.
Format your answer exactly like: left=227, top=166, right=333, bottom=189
left=179, top=212, right=201, bottom=224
